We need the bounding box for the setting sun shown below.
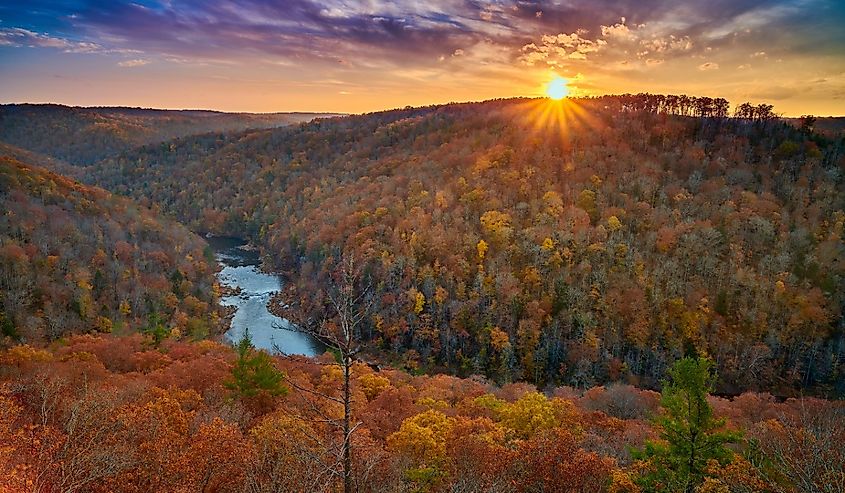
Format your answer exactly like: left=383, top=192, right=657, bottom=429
left=546, top=77, right=570, bottom=100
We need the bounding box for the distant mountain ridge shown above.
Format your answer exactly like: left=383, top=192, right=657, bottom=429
left=0, top=103, right=341, bottom=166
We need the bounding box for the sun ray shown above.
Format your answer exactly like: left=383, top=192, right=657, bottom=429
left=513, top=96, right=608, bottom=154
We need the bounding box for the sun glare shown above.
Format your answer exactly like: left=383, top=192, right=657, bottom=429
left=545, top=77, right=570, bottom=100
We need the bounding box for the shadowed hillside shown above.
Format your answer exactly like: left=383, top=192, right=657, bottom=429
left=0, top=104, right=340, bottom=165
left=0, top=156, right=221, bottom=343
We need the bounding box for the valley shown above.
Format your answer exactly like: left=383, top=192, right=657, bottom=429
left=1, top=98, right=842, bottom=493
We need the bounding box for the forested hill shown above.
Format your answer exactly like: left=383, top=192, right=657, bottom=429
left=87, top=96, right=844, bottom=395
left=0, top=103, right=339, bottom=165
left=0, top=156, right=221, bottom=343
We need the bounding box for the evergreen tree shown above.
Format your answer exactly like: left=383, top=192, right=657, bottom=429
left=143, top=311, right=168, bottom=347
left=225, top=329, right=287, bottom=399
left=634, top=357, right=742, bottom=492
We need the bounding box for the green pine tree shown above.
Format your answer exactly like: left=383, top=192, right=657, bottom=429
left=143, top=311, right=168, bottom=347
left=634, top=357, right=742, bottom=492
left=225, top=329, right=287, bottom=399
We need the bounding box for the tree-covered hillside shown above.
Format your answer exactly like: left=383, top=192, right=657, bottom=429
left=0, top=156, right=221, bottom=343
left=0, top=104, right=338, bottom=165
left=85, top=97, right=845, bottom=396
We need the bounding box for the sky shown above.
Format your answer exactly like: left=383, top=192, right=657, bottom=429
left=1, top=0, right=844, bottom=115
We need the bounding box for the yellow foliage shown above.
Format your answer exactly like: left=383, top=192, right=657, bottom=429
left=196, top=339, right=222, bottom=353
left=489, top=326, right=511, bottom=352
left=250, top=412, right=316, bottom=452
left=497, top=392, right=576, bottom=439
left=476, top=239, right=489, bottom=261
left=411, top=290, right=426, bottom=314
left=473, top=393, right=506, bottom=412
left=373, top=314, right=384, bottom=333
left=434, top=286, right=448, bottom=304
left=1, top=344, right=53, bottom=365
left=587, top=242, right=606, bottom=254
left=607, top=215, right=622, bottom=231
left=416, top=397, right=450, bottom=410
left=522, top=266, right=541, bottom=287
left=358, top=373, right=391, bottom=401
left=119, top=299, right=132, bottom=317
left=577, top=189, right=597, bottom=219
left=615, top=243, right=629, bottom=259
left=543, top=191, right=564, bottom=216
left=608, top=470, right=641, bottom=493
left=434, top=192, right=448, bottom=209
left=321, top=364, right=343, bottom=385
left=387, top=409, right=455, bottom=464
left=541, top=237, right=555, bottom=251
left=695, top=478, right=730, bottom=493
left=480, top=210, right=513, bottom=243
left=90, top=316, right=111, bottom=333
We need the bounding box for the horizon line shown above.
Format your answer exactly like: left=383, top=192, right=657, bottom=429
left=2, top=97, right=843, bottom=119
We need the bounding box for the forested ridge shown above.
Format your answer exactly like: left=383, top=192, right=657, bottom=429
left=83, top=96, right=845, bottom=396
left=0, top=156, right=221, bottom=342
left=0, top=104, right=337, bottom=166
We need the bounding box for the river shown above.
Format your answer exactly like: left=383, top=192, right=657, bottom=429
left=206, top=236, right=320, bottom=356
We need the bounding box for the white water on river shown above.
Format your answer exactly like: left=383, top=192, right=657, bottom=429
left=208, top=237, right=320, bottom=356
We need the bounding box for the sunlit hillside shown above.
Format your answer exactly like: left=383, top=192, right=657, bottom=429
left=82, top=96, right=845, bottom=396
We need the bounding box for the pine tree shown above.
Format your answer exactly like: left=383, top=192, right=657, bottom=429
left=225, top=329, right=287, bottom=399
left=634, top=357, right=742, bottom=492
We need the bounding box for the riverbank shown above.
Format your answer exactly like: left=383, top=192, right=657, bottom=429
left=206, top=236, right=320, bottom=356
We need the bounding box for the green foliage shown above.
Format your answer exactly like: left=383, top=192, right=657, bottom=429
left=224, top=330, right=288, bottom=399
left=634, top=357, right=742, bottom=492
left=403, top=466, right=445, bottom=493
left=143, top=312, right=169, bottom=347
left=185, top=317, right=210, bottom=341
left=0, top=310, right=18, bottom=340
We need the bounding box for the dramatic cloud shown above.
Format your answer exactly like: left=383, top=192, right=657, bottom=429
left=519, top=18, right=695, bottom=70
left=0, top=0, right=843, bottom=114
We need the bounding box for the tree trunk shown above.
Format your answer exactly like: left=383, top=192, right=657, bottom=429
left=343, top=353, right=353, bottom=493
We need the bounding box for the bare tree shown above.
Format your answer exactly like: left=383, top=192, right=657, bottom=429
left=752, top=400, right=845, bottom=493
left=273, top=254, right=374, bottom=493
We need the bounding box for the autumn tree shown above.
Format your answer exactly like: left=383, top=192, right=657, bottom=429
left=635, top=357, right=741, bottom=492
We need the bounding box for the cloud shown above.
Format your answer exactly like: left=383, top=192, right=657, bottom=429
left=0, top=27, right=101, bottom=53
left=118, top=59, right=150, bottom=67
left=519, top=17, right=694, bottom=69
left=1, top=0, right=844, bottom=115
left=2, top=0, right=841, bottom=75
